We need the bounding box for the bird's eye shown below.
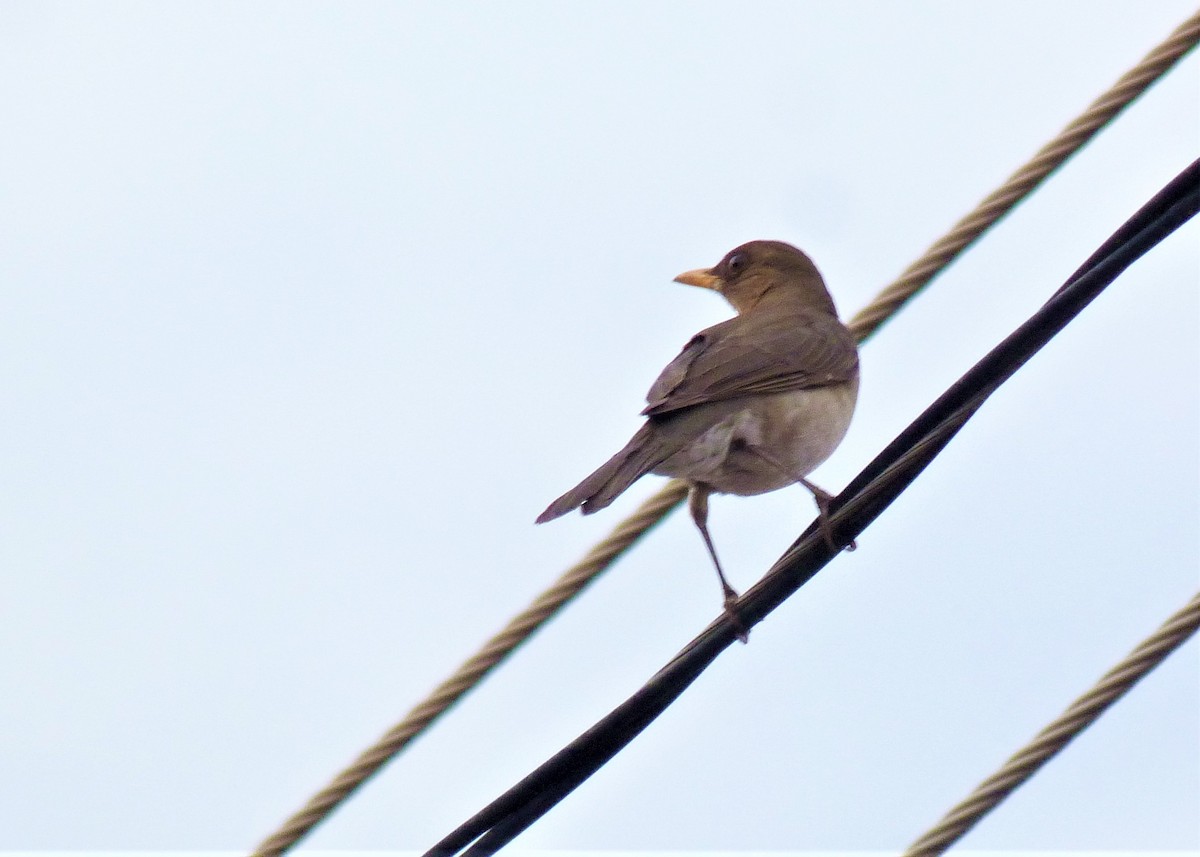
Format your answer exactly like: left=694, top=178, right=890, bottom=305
left=725, top=252, right=747, bottom=276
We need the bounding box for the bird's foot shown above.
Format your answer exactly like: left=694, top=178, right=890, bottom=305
left=722, top=587, right=750, bottom=644
left=804, top=481, right=853, bottom=553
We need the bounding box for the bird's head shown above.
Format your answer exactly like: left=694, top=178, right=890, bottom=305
left=673, top=240, right=835, bottom=315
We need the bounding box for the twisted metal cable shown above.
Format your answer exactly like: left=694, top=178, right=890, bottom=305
left=849, top=8, right=1200, bottom=340
left=904, top=590, right=1200, bottom=856
left=250, top=11, right=1200, bottom=856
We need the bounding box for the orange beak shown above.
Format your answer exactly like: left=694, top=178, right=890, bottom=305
left=673, top=268, right=722, bottom=290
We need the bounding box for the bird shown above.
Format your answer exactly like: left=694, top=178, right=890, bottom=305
left=537, top=240, right=859, bottom=617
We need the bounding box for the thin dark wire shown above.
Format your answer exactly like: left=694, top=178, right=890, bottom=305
left=423, top=159, right=1200, bottom=857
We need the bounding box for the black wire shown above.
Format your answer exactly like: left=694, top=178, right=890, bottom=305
left=423, top=158, right=1200, bottom=857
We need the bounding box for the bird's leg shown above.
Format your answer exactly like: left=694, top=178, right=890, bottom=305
left=746, top=448, right=853, bottom=553
left=687, top=483, right=749, bottom=642
left=687, top=484, right=737, bottom=602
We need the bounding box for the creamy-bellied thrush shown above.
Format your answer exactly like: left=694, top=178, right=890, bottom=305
left=537, top=240, right=859, bottom=613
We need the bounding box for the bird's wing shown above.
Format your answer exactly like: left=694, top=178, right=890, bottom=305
left=642, top=307, right=858, bottom=416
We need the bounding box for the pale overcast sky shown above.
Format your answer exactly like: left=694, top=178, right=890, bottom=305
left=2, top=2, right=1197, bottom=851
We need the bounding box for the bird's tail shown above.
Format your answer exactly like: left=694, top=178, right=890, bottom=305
left=536, top=423, right=660, bottom=523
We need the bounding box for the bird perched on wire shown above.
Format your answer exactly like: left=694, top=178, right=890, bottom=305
left=537, top=240, right=859, bottom=615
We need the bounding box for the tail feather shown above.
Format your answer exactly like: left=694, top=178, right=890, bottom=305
left=536, top=424, right=659, bottom=523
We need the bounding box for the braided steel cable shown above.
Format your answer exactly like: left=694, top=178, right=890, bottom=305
left=848, top=9, right=1200, bottom=340
left=903, top=591, right=1200, bottom=856
left=249, top=11, right=1200, bottom=856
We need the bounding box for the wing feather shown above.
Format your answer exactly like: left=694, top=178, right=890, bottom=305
left=641, top=306, right=857, bottom=416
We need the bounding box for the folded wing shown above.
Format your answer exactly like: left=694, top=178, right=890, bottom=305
left=642, top=306, right=858, bottom=417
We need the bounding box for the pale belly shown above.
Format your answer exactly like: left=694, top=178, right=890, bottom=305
left=651, top=378, right=858, bottom=496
